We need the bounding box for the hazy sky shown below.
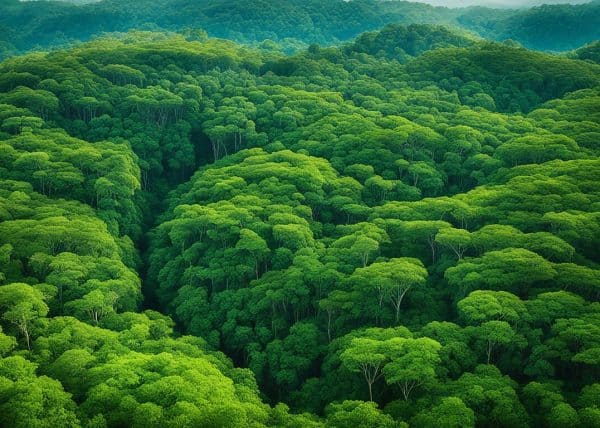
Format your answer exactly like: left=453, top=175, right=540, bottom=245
left=415, top=0, right=592, bottom=7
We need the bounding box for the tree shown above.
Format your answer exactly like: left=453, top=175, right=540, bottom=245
left=385, top=220, right=450, bottom=262
left=445, top=248, right=556, bottom=296
left=495, top=135, right=578, bottom=166
left=235, top=228, right=269, bottom=279
left=548, top=403, right=581, bottom=428
left=319, top=290, right=354, bottom=342
left=457, top=290, right=528, bottom=326
left=350, top=258, right=428, bottom=323
left=325, top=401, right=398, bottom=428
left=450, top=365, right=529, bottom=427
left=411, top=397, right=475, bottom=428
left=525, top=291, right=586, bottom=327
left=383, top=337, right=442, bottom=400
left=420, top=321, right=477, bottom=378
left=66, top=290, right=118, bottom=325
left=407, top=161, right=445, bottom=195
left=352, top=236, right=380, bottom=268
left=266, top=322, right=323, bottom=394
left=0, top=283, right=48, bottom=350
left=522, top=381, right=570, bottom=427
left=547, top=314, right=600, bottom=366
left=340, top=338, right=389, bottom=401
left=468, top=320, right=525, bottom=364
left=435, top=228, right=472, bottom=260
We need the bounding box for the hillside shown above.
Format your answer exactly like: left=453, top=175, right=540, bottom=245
left=1, top=0, right=599, bottom=59
left=575, top=40, right=600, bottom=63
left=458, top=1, right=600, bottom=51
left=0, top=23, right=599, bottom=426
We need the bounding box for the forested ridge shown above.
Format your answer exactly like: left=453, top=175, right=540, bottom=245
left=1, top=0, right=600, bottom=59
left=0, top=18, right=599, bottom=428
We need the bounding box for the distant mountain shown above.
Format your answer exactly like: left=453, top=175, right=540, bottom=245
left=19, top=0, right=101, bottom=3
left=420, top=0, right=592, bottom=7
left=1, top=0, right=599, bottom=55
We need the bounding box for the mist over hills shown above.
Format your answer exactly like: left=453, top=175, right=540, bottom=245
left=2, top=0, right=600, bottom=57
left=418, top=0, right=592, bottom=7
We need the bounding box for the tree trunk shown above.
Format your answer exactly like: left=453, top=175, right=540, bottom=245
left=427, top=235, right=436, bottom=263
left=21, top=323, right=30, bottom=351
left=487, top=340, right=494, bottom=364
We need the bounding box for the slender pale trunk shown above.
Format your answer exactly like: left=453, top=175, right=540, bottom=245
left=427, top=235, right=436, bottom=262
left=20, top=321, right=31, bottom=351
left=392, top=285, right=410, bottom=323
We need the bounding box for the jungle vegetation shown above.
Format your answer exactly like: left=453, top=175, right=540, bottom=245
left=0, top=10, right=599, bottom=428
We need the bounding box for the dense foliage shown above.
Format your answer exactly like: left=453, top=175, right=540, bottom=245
left=0, top=21, right=598, bottom=427
left=575, top=40, right=600, bottom=64
left=1, top=0, right=600, bottom=60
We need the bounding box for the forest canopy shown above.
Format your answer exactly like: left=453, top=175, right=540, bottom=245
left=0, top=10, right=598, bottom=428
